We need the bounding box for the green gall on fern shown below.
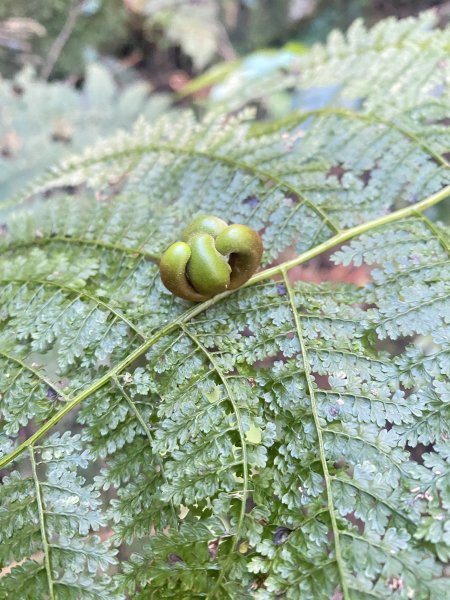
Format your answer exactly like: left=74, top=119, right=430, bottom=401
left=160, top=214, right=263, bottom=301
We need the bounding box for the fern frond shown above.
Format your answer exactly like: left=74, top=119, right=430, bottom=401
left=208, top=11, right=450, bottom=122
left=0, top=64, right=169, bottom=203
left=0, top=13, right=449, bottom=600
left=0, top=433, right=117, bottom=599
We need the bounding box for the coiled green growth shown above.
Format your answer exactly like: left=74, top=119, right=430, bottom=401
left=160, top=215, right=263, bottom=301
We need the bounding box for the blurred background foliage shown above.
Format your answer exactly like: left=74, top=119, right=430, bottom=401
left=0, top=0, right=128, bottom=79
left=1, top=0, right=447, bottom=78
left=1, top=0, right=449, bottom=202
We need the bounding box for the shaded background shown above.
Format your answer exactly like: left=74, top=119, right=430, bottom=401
left=1, top=1, right=449, bottom=80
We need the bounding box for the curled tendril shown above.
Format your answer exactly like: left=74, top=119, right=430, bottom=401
left=159, top=215, right=263, bottom=301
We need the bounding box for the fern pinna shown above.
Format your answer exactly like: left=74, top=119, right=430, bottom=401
left=0, top=13, right=449, bottom=600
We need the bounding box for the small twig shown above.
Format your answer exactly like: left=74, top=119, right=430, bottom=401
left=216, top=21, right=236, bottom=61
left=41, top=0, right=83, bottom=80
left=216, top=2, right=236, bottom=61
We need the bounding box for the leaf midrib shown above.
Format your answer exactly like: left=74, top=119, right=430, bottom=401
left=0, top=183, right=449, bottom=471
left=283, top=268, right=350, bottom=599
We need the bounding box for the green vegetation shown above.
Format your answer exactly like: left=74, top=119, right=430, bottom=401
left=0, top=5, right=449, bottom=599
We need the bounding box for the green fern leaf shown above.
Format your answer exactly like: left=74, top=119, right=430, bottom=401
left=0, top=432, right=117, bottom=599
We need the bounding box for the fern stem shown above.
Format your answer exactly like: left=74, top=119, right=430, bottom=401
left=112, top=376, right=155, bottom=444
left=378, top=291, right=450, bottom=328
left=341, top=530, right=432, bottom=594
left=347, top=584, right=384, bottom=599
left=1, top=183, right=449, bottom=470
left=414, top=211, right=450, bottom=254
left=248, top=182, right=450, bottom=284
left=0, top=320, right=186, bottom=469
left=19, top=142, right=341, bottom=234
left=331, top=476, right=415, bottom=524
left=252, top=107, right=450, bottom=168
left=180, top=324, right=249, bottom=598
left=0, top=276, right=146, bottom=340
left=41, top=0, right=83, bottom=80
left=0, top=349, right=68, bottom=401
left=282, top=269, right=350, bottom=600
left=29, top=445, right=55, bottom=600
left=112, top=375, right=178, bottom=525
left=322, top=428, right=408, bottom=476
left=5, top=234, right=161, bottom=264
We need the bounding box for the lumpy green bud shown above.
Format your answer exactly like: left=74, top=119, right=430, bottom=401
left=186, top=233, right=231, bottom=296
left=181, top=215, right=228, bottom=242
left=159, top=215, right=263, bottom=302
